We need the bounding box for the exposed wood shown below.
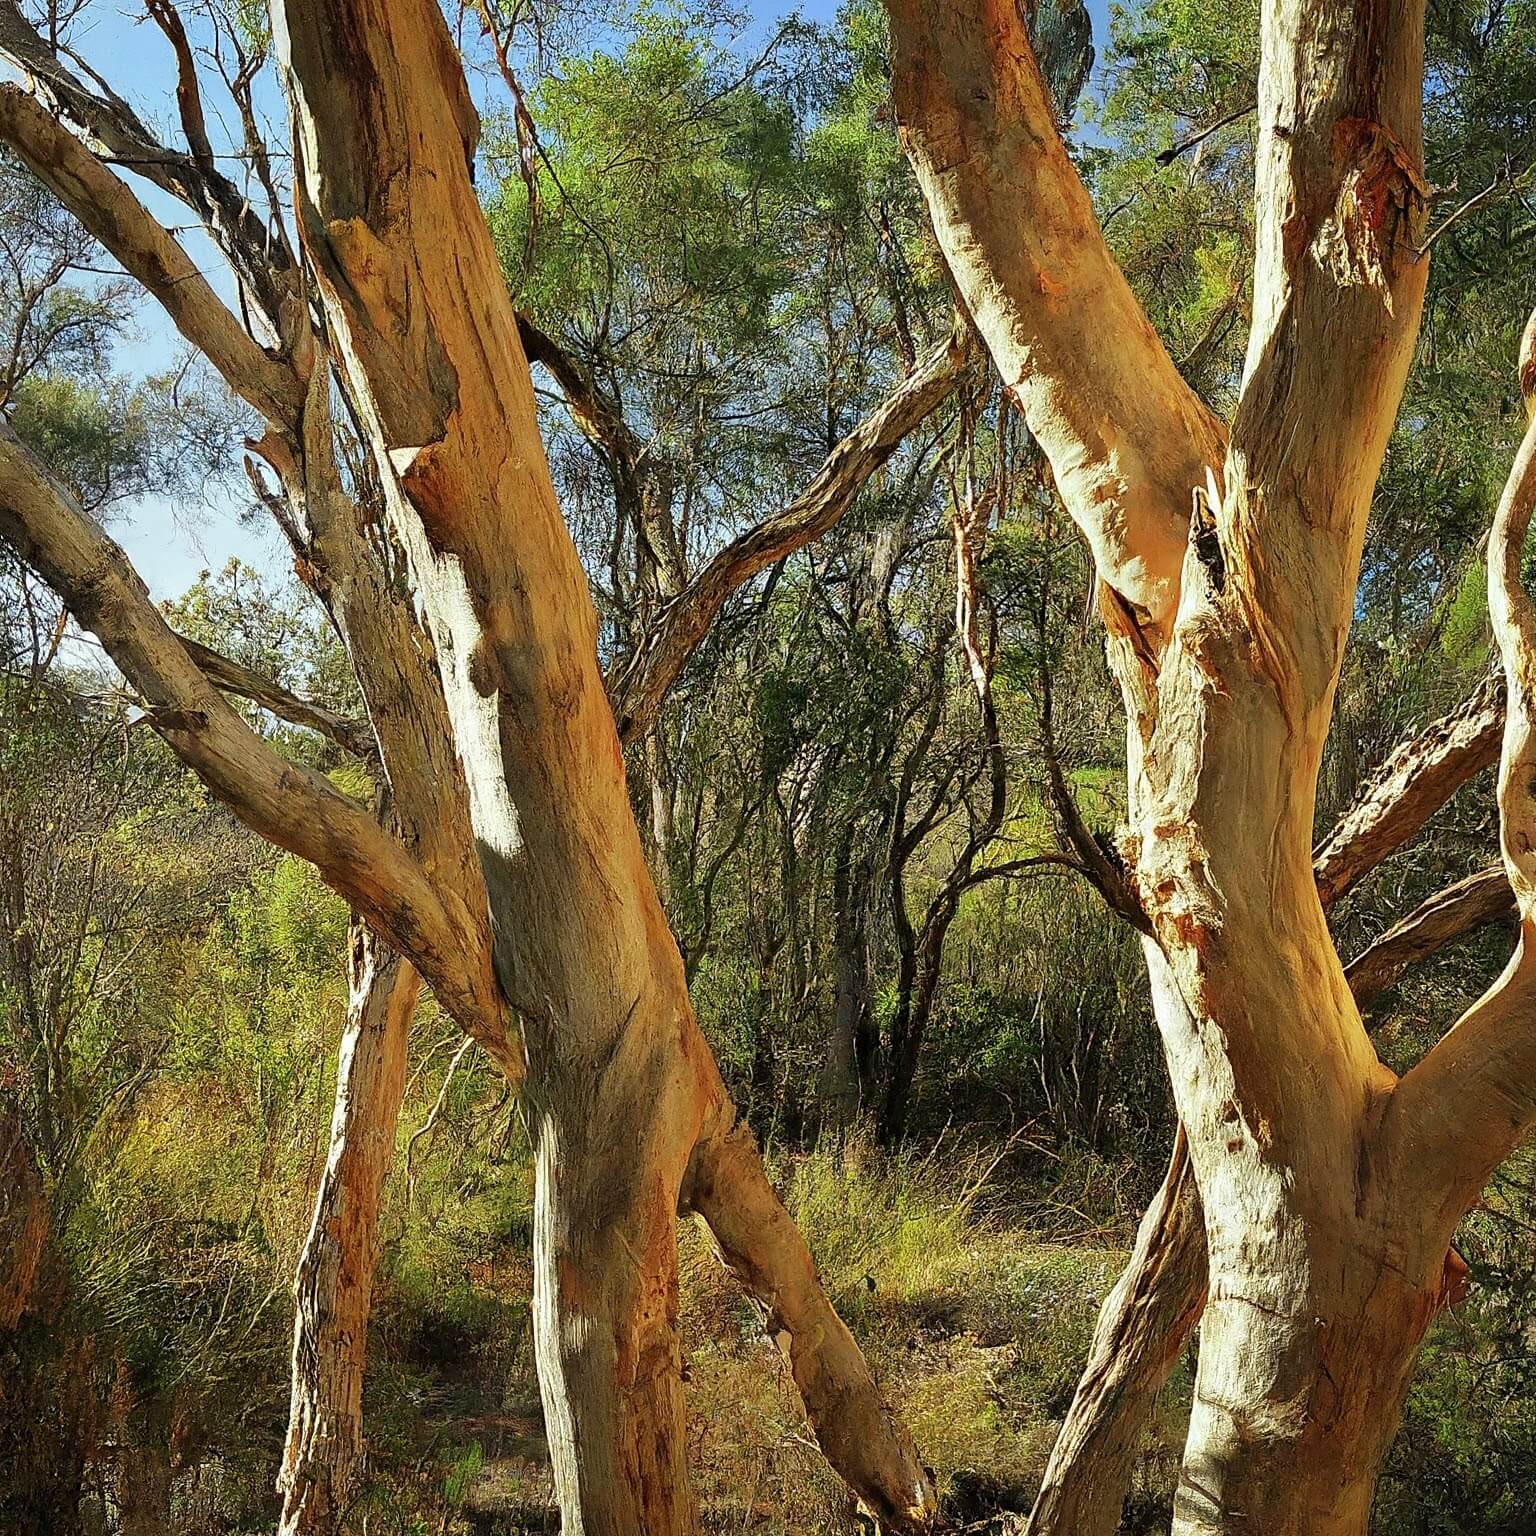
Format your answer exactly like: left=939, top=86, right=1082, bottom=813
left=269, top=0, right=937, bottom=1525
left=890, top=0, right=1487, bottom=1526
left=886, top=0, right=1226, bottom=642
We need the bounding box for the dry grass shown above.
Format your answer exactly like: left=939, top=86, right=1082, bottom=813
left=675, top=1140, right=1183, bottom=1534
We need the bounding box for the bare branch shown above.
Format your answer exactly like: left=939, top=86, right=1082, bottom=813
left=1391, top=398, right=1536, bottom=1203
left=0, top=419, right=514, bottom=1068
left=0, top=0, right=293, bottom=322
left=1313, top=678, right=1504, bottom=907
left=177, top=632, right=377, bottom=760
left=1025, top=1128, right=1205, bottom=1536
left=144, top=0, right=216, bottom=173
left=1344, top=864, right=1514, bottom=1007
left=612, top=329, right=976, bottom=741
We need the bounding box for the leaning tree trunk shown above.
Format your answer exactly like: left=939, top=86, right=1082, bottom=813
left=267, top=2, right=935, bottom=1528
left=278, top=924, right=420, bottom=1536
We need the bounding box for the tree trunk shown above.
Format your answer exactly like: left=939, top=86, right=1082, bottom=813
left=1026, top=1130, right=1204, bottom=1536
left=278, top=923, right=420, bottom=1536
left=269, top=2, right=936, bottom=1528
left=819, top=829, right=879, bottom=1138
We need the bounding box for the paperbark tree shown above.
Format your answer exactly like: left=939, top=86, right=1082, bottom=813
left=888, top=0, right=1536, bottom=1529
left=1026, top=682, right=1511, bottom=1536
left=0, top=2, right=942, bottom=1531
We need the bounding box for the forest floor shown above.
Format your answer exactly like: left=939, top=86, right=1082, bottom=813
left=447, top=1143, right=1189, bottom=1534
left=358, top=1139, right=1523, bottom=1535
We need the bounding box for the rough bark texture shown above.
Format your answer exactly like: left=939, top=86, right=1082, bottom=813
left=0, top=13, right=954, bottom=1523
left=1345, top=863, right=1515, bottom=1006
left=278, top=926, right=421, bottom=1536
left=1314, top=676, right=1503, bottom=907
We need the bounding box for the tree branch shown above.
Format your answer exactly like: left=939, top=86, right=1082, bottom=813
left=0, top=420, right=514, bottom=1069
left=612, top=329, right=976, bottom=741
left=885, top=0, right=1226, bottom=643
left=0, top=0, right=293, bottom=322
left=1313, top=677, right=1504, bottom=907
left=176, top=632, right=378, bottom=760
left=1390, top=390, right=1536, bottom=1206
left=1344, top=864, right=1514, bottom=1008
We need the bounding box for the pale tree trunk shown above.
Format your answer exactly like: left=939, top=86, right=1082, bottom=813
left=265, top=2, right=935, bottom=1529
left=0, top=30, right=958, bottom=1527
left=886, top=2, right=1536, bottom=1531
left=278, top=924, right=421, bottom=1536
left=1029, top=677, right=1510, bottom=1535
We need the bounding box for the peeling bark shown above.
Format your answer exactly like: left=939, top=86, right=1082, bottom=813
left=886, top=0, right=1226, bottom=640
left=886, top=0, right=1536, bottom=1528
left=1314, top=677, right=1503, bottom=907
left=0, top=13, right=949, bottom=1525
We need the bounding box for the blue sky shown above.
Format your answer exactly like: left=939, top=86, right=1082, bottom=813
left=58, top=0, right=1115, bottom=603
